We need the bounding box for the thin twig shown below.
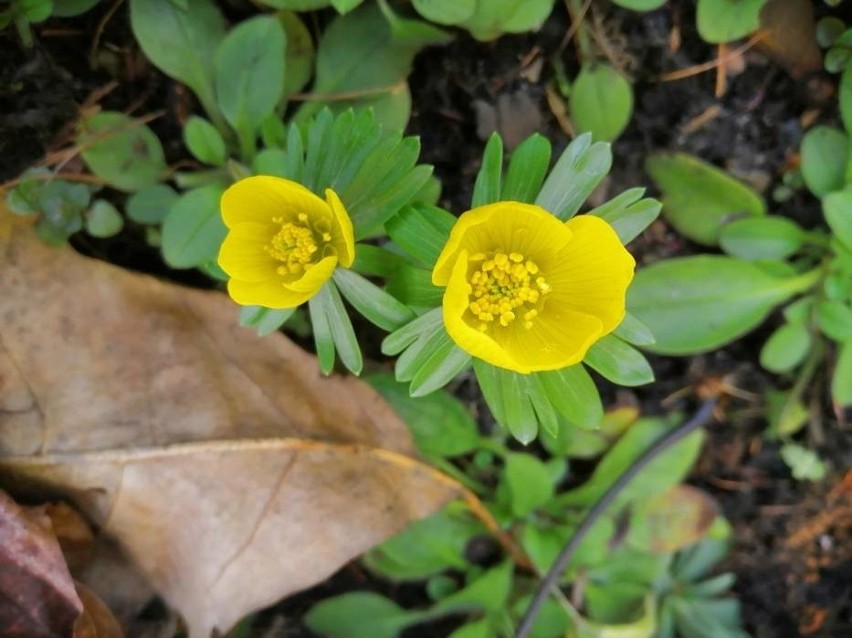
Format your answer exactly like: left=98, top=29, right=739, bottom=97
left=658, top=32, right=765, bottom=82
left=514, top=399, right=718, bottom=638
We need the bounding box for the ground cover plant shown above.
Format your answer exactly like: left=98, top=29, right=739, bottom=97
left=0, top=1, right=849, bottom=637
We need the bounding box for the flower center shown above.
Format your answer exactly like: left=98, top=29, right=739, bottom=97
left=266, top=214, right=331, bottom=276
left=467, top=251, right=551, bottom=331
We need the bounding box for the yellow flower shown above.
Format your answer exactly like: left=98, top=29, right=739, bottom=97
left=218, top=176, right=355, bottom=309
left=433, top=202, right=634, bottom=373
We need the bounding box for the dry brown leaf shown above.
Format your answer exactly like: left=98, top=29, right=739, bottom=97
left=628, top=485, right=719, bottom=554
left=758, top=0, right=822, bottom=78
left=0, top=214, right=462, bottom=636
left=73, top=583, right=123, bottom=638
left=0, top=490, right=83, bottom=637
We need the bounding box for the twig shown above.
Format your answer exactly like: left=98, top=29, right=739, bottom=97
left=658, top=32, right=765, bottom=82
left=514, top=398, right=718, bottom=638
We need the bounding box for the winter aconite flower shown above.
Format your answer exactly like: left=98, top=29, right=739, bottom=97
left=218, top=176, right=354, bottom=308
left=432, top=202, right=634, bottom=373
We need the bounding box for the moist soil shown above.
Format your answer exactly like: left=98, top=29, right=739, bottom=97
left=1, top=1, right=850, bottom=637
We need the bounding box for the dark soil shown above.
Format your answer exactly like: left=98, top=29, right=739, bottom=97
left=1, top=1, right=850, bottom=637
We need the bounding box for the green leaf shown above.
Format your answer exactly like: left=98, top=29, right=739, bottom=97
left=304, top=593, right=427, bottom=638
left=474, top=362, right=540, bottom=443
left=613, top=312, right=656, bottom=346
left=52, top=0, right=101, bottom=18
left=611, top=0, right=666, bottom=10
left=536, top=134, right=612, bottom=220
left=841, top=65, right=852, bottom=135
left=364, top=507, right=481, bottom=580
left=385, top=204, right=455, bottom=268
left=126, top=184, right=178, bottom=225
left=184, top=116, right=227, bottom=166
left=521, top=518, right=615, bottom=574
left=279, top=10, right=316, bottom=96
left=502, top=133, right=552, bottom=203
left=800, top=126, right=849, bottom=197
left=628, top=256, right=816, bottom=355
left=557, top=417, right=704, bottom=510
left=412, top=0, right=476, bottom=25
left=471, top=133, right=503, bottom=207
left=238, top=305, right=295, bottom=336
left=409, top=335, right=471, bottom=398
left=294, top=3, right=450, bottom=128
left=435, top=561, right=513, bottom=614
left=719, top=216, right=805, bottom=260
left=503, top=453, right=556, bottom=517
left=322, top=282, right=363, bottom=375
left=766, top=389, right=809, bottom=437
left=817, top=300, right=852, bottom=342
left=780, top=443, right=827, bottom=481
left=332, top=0, right=366, bottom=13
left=535, top=365, right=603, bottom=429
left=78, top=112, right=166, bottom=192
left=459, top=0, right=555, bottom=41
left=759, top=322, right=812, bottom=373
left=161, top=184, right=227, bottom=268
left=252, top=149, right=289, bottom=177
left=215, top=16, right=286, bottom=141
left=669, top=598, right=746, bottom=638
left=823, top=191, right=852, bottom=250
left=584, top=335, right=654, bottom=387
left=646, top=152, right=766, bottom=246
left=129, top=0, right=226, bottom=119
left=570, top=63, right=634, bottom=142
left=367, top=373, right=479, bottom=457
left=832, top=338, right=852, bottom=406
left=382, top=307, right=443, bottom=355
left=85, top=200, right=124, bottom=238
left=696, top=0, right=769, bottom=44
left=308, top=293, right=336, bottom=374
left=386, top=263, right=443, bottom=308
left=589, top=196, right=661, bottom=244
left=352, top=244, right=404, bottom=278
left=626, top=486, right=719, bottom=554
left=333, top=269, right=414, bottom=330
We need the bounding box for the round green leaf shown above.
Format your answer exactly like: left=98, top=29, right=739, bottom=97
left=719, top=216, right=804, bottom=260
left=612, top=0, right=666, bottom=9
left=161, top=184, right=227, bottom=268
left=760, top=322, right=812, bottom=373
left=412, top=0, right=476, bottom=25
left=503, top=453, right=555, bottom=517
left=78, top=112, right=166, bottom=192
left=126, top=184, right=179, bottom=225
left=696, top=0, right=769, bottom=44
left=823, top=190, right=852, bottom=250
left=85, top=200, right=124, bottom=238
left=279, top=10, right=315, bottom=96
left=52, top=0, right=101, bottom=17
left=818, top=300, right=852, bottom=342
left=646, top=152, right=766, bottom=246
left=800, top=126, right=849, bottom=197
left=627, top=256, right=812, bottom=354
left=569, top=63, right=634, bottom=142
left=184, top=116, right=227, bottom=166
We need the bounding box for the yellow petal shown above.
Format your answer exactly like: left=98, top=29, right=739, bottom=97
left=498, top=303, right=604, bottom=372
left=227, top=278, right=314, bottom=309
left=433, top=202, right=572, bottom=285
left=286, top=255, right=338, bottom=293
left=442, top=250, right=521, bottom=371
left=221, top=176, right=330, bottom=229
left=218, top=222, right=279, bottom=283
left=325, top=188, right=355, bottom=268
left=547, top=215, right=635, bottom=334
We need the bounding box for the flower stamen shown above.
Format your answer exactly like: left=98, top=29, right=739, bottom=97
left=266, top=216, right=319, bottom=276
left=468, top=250, right=549, bottom=331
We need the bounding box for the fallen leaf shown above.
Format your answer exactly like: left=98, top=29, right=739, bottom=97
left=0, top=214, right=462, bottom=636
left=73, top=583, right=123, bottom=638
left=0, top=490, right=83, bottom=637
left=627, top=485, right=719, bottom=553
left=758, top=0, right=822, bottom=78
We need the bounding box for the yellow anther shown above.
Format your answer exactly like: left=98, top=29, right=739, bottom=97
left=470, top=252, right=486, bottom=261
left=265, top=217, right=323, bottom=277
left=465, top=250, right=550, bottom=330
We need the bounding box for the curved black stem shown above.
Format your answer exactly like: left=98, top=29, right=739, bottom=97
left=514, top=399, right=718, bottom=638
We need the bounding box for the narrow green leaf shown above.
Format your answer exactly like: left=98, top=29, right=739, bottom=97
left=502, top=372, right=538, bottom=444
left=501, top=133, right=552, bottom=203
left=238, top=305, right=295, bottom=336
left=591, top=197, right=662, bottom=244
left=471, top=133, right=504, bottom=207
left=284, top=123, right=305, bottom=182
left=584, top=335, right=654, bottom=386
left=252, top=149, right=290, bottom=177
left=613, top=311, right=656, bottom=346
left=587, top=187, right=645, bottom=218
left=386, top=263, right=443, bottom=307
left=536, top=134, right=612, bottom=220
left=536, top=365, right=603, bottom=429
left=472, top=359, right=506, bottom=428
left=394, top=319, right=448, bottom=381
left=410, top=338, right=471, bottom=397
left=382, top=307, right=443, bottom=355
left=324, top=282, right=363, bottom=374
left=302, top=108, right=335, bottom=192
left=352, top=244, right=404, bottom=278
left=308, top=291, right=337, bottom=375
left=333, top=268, right=415, bottom=330
left=385, top=204, right=455, bottom=267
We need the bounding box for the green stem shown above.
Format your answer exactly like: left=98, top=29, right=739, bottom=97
left=780, top=266, right=824, bottom=296
left=567, top=0, right=594, bottom=62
